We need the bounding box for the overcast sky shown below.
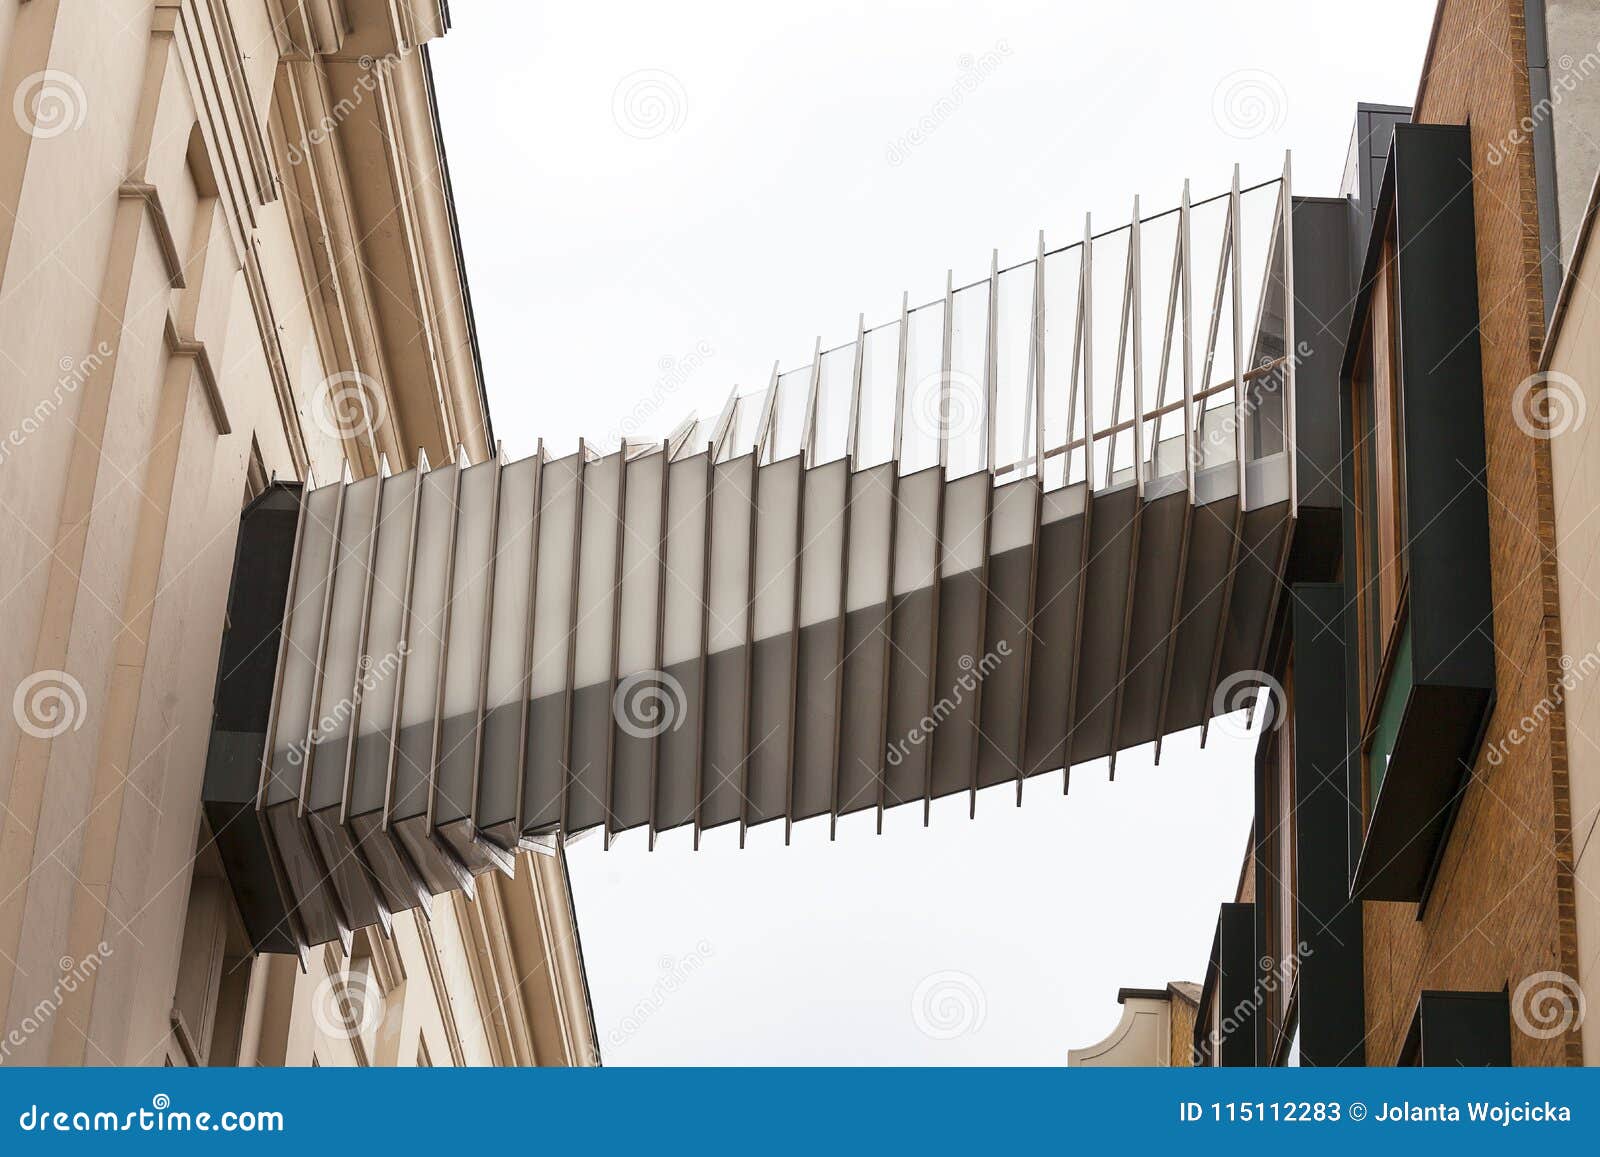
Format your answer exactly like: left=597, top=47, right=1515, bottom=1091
left=430, top=0, right=1437, bottom=1064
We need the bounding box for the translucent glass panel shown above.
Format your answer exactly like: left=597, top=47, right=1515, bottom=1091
left=308, top=471, right=380, bottom=814
left=900, top=303, right=945, bottom=474
left=349, top=468, right=419, bottom=823
left=856, top=322, right=902, bottom=468
left=811, top=343, right=855, bottom=463
left=992, top=263, right=1036, bottom=476
left=1041, top=246, right=1085, bottom=490
left=268, top=479, right=339, bottom=808
left=946, top=281, right=988, bottom=479
left=390, top=462, right=457, bottom=824
left=478, top=452, right=540, bottom=834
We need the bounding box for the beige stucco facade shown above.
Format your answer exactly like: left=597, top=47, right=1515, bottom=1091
left=0, top=0, right=595, bottom=1065
left=1544, top=166, right=1600, bottom=1069
left=1068, top=984, right=1199, bottom=1067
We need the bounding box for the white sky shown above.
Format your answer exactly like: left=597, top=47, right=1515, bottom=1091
left=430, top=0, right=1437, bottom=1064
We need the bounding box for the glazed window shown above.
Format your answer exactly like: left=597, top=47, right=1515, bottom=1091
left=1350, top=234, right=1408, bottom=716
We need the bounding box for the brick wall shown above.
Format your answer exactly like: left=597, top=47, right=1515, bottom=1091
left=1359, top=0, right=1583, bottom=1066
left=1170, top=994, right=1197, bottom=1066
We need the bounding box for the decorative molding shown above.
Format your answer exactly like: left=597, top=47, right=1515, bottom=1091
left=169, top=1006, right=203, bottom=1066
left=163, top=314, right=232, bottom=435
left=118, top=181, right=186, bottom=289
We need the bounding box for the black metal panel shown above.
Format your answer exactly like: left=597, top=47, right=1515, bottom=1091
left=1345, top=123, right=1495, bottom=903
left=1196, top=902, right=1258, bottom=1067
left=1391, top=125, right=1493, bottom=694
left=200, top=483, right=302, bottom=955
left=1289, top=584, right=1365, bottom=1066
left=1401, top=991, right=1513, bottom=1066
left=1286, top=198, right=1352, bottom=521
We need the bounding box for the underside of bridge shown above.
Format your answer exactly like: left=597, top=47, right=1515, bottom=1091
left=203, top=160, right=1343, bottom=954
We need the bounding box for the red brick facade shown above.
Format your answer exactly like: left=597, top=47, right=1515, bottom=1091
left=1358, top=0, right=1583, bottom=1066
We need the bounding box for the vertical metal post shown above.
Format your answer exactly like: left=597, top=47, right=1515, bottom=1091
left=1015, top=232, right=1045, bottom=805
left=382, top=450, right=429, bottom=830
left=831, top=317, right=866, bottom=839
left=1109, top=198, right=1145, bottom=778
left=692, top=444, right=714, bottom=850
left=1230, top=164, right=1248, bottom=509
left=646, top=440, right=671, bottom=851
left=1154, top=182, right=1196, bottom=767
left=601, top=444, right=628, bottom=850
left=512, top=441, right=545, bottom=835
left=969, top=251, right=999, bottom=819
left=939, top=269, right=954, bottom=471
left=785, top=343, right=821, bottom=844
left=558, top=441, right=588, bottom=840
left=468, top=445, right=506, bottom=862
left=876, top=292, right=909, bottom=834
left=1065, top=214, right=1094, bottom=793
left=1281, top=152, right=1298, bottom=516
left=847, top=313, right=867, bottom=463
